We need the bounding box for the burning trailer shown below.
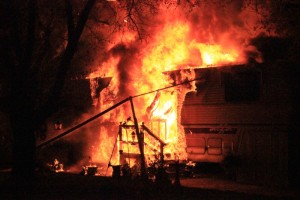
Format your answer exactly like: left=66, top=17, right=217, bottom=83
left=37, top=63, right=255, bottom=180
left=38, top=60, right=293, bottom=187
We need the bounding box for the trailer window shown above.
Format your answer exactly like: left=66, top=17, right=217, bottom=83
left=207, top=138, right=222, bottom=155
left=223, top=70, right=261, bottom=102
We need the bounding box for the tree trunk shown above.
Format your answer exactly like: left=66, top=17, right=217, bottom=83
left=11, top=116, right=36, bottom=180
left=8, top=0, right=97, bottom=183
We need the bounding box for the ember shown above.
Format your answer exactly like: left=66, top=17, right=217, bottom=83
left=47, top=158, right=64, bottom=173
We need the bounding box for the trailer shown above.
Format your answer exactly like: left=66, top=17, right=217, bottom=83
left=180, top=62, right=293, bottom=186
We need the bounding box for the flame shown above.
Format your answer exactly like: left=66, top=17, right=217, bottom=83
left=192, top=43, right=239, bottom=66
left=84, top=2, right=265, bottom=170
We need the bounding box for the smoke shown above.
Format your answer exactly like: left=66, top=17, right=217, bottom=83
left=109, top=43, right=142, bottom=99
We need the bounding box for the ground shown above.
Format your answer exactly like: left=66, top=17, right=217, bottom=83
left=0, top=169, right=299, bottom=200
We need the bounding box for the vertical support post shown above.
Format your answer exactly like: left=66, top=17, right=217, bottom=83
left=129, top=97, right=147, bottom=180
left=118, top=122, right=124, bottom=165
left=158, top=120, right=161, bottom=138
left=160, top=144, right=164, bottom=168
left=174, top=158, right=181, bottom=187
left=164, top=120, right=167, bottom=140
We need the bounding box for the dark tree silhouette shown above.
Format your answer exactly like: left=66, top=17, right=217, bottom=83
left=0, top=0, right=161, bottom=185
left=0, top=0, right=98, bottom=181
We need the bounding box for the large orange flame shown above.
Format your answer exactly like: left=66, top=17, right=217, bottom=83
left=86, top=2, right=264, bottom=170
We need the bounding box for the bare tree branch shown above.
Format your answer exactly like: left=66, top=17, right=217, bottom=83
left=65, top=0, right=75, bottom=42
left=36, top=0, right=97, bottom=127
left=22, top=0, right=37, bottom=72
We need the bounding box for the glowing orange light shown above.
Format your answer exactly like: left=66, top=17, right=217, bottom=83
left=88, top=10, right=246, bottom=169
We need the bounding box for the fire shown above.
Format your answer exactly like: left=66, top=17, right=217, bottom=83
left=143, top=21, right=242, bottom=68
left=142, top=22, right=191, bottom=71
left=193, top=43, right=239, bottom=66
left=84, top=2, right=261, bottom=172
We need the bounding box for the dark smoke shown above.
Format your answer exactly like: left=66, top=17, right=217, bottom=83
left=109, top=43, right=142, bottom=99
